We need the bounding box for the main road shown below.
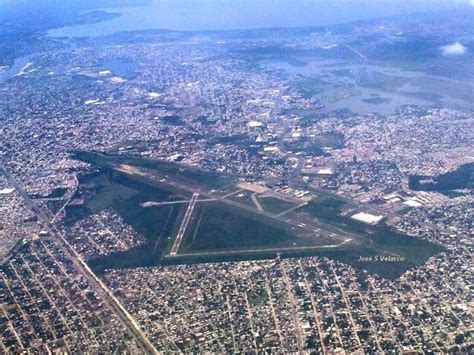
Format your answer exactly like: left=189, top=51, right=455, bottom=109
left=0, top=165, right=160, bottom=354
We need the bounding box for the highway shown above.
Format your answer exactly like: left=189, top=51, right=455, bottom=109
left=0, top=165, right=159, bottom=355
left=280, top=261, right=305, bottom=353
left=298, top=260, right=327, bottom=354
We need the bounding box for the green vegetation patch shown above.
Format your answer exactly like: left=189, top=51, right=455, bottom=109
left=64, top=171, right=138, bottom=225
left=409, top=163, right=474, bottom=195
left=65, top=167, right=183, bottom=244
left=74, top=151, right=233, bottom=190
left=313, top=132, right=345, bottom=149
left=291, top=76, right=328, bottom=98
left=285, top=132, right=344, bottom=157
left=248, top=290, right=269, bottom=306
left=296, top=196, right=348, bottom=224
left=115, top=193, right=180, bottom=241
left=181, top=202, right=329, bottom=253
left=257, top=196, right=298, bottom=215
left=161, top=115, right=184, bottom=126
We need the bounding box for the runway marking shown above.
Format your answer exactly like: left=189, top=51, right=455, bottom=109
left=277, top=201, right=308, bottom=216
left=170, top=192, right=199, bottom=255
left=220, top=188, right=245, bottom=199
left=141, top=198, right=215, bottom=207
left=166, top=238, right=351, bottom=258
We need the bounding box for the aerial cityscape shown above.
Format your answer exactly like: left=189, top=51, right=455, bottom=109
left=0, top=0, right=472, bottom=353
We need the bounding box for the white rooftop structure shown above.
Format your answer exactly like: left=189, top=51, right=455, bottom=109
left=263, top=146, right=279, bottom=152
left=404, top=199, right=423, bottom=207
left=317, top=168, right=333, bottom=175
left=248, top=120, right=263, bottom=128
left=351, top=212, right=384, bottom=225
left=148, top=92, right=163, bottom=98
left=0, top=188, right=15, bottom=195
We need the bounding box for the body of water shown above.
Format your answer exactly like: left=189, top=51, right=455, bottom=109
left=267, top=60, right=431, bottom=116
left=47, top=0, right=466, bottom=38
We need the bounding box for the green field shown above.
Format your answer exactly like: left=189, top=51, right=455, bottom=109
left=179, top=202, right=331, bottom=253
left=65, top=169, right=182, bottom=229
left=257, top=196, right=298, bottom=214
left=293, top=196, right=348, bottom=224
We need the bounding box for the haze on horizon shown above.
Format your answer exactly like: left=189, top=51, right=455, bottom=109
left=2, top=0, right=474, bottom=35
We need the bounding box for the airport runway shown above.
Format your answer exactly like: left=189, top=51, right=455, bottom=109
left=170, top=192, right=199, bottom=255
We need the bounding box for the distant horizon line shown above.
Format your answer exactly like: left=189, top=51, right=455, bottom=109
left=47, top=7, right=472, bottom=39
